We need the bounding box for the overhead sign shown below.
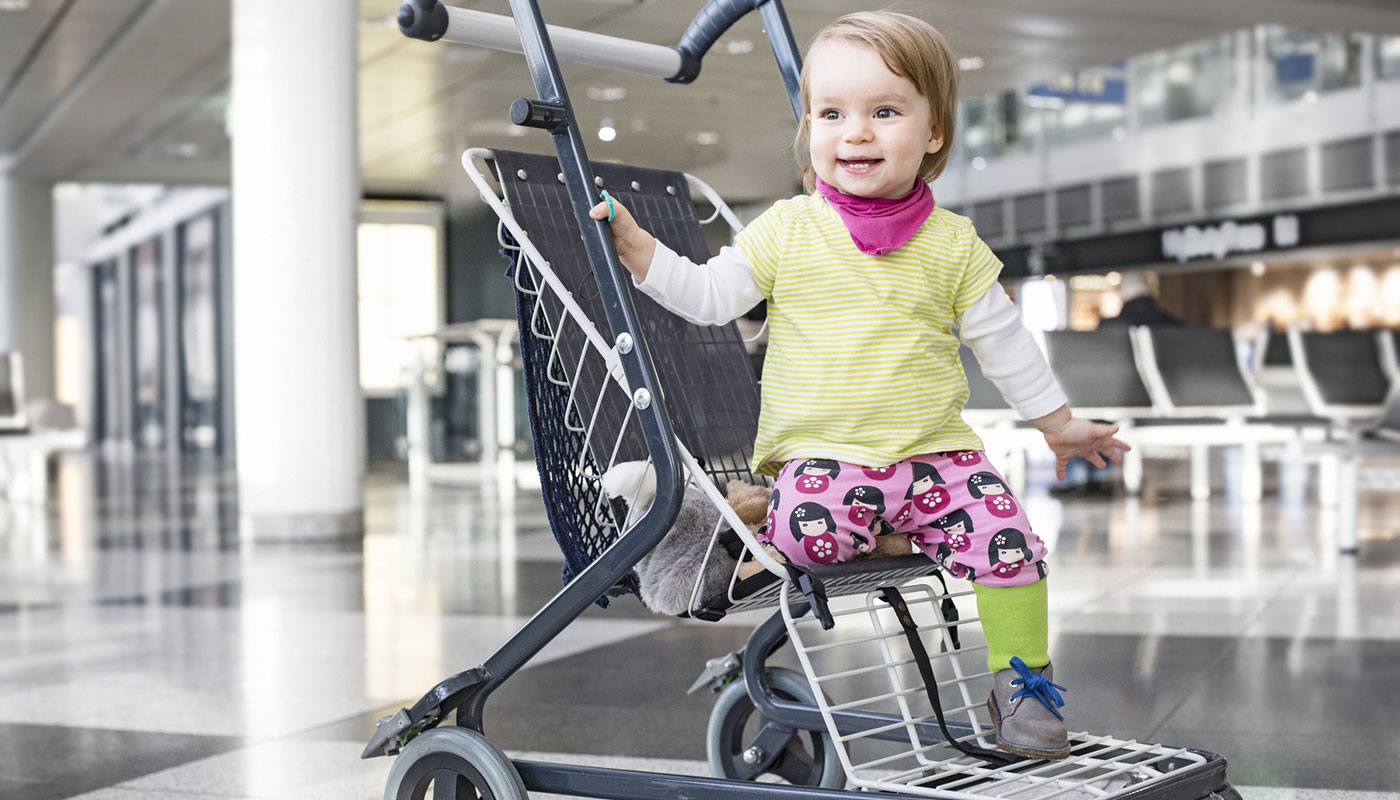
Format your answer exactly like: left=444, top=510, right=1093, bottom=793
left=992, top=195, right=1400, bottom=275
left=1161, top=214, right=1300, bottom=262
left=1028, top=63, right=1127, bottom=105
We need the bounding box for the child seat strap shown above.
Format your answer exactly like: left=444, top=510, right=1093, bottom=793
left=877, top=586, right=1020, bottom=766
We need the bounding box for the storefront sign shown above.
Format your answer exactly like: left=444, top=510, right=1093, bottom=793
left=993, top=195, right=1400, bottom=275
left=1160, top=214, right=1299, bottom=262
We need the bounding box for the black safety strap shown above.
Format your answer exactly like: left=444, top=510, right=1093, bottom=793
left=785, top=563, right=835, bottom=630
left=929, top=571, right=961, bottom=651
left=877, top=586, right=1020, bottom=766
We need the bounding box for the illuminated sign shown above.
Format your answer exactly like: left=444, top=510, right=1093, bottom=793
left=1161, top=214, right=1299, bottom=263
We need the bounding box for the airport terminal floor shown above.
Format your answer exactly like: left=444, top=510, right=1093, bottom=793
left=2, top=450, right=1399, bottom=800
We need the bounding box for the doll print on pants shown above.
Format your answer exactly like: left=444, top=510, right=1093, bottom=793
left=761, top=452, right=1048, bottom=588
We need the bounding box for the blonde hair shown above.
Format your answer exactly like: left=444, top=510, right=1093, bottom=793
left=794, top=10, right=959, bottom=192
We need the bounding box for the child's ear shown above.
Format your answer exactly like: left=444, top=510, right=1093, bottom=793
left=926, top=123, right=944, bottom=154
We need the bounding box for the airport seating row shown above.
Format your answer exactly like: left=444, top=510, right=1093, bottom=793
left=964, top=326, right=1399, bottom=512
left=0, top=352, right=86, bottom=505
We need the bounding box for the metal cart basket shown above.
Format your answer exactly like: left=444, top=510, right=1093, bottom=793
left=362, top=3, right=1244, bottom=800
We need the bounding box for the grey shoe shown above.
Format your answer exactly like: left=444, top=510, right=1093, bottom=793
left=986, top=657, right=1070, bottom=760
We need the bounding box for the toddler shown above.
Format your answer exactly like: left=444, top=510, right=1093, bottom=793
left=590, top=10, right=1127, bottom=760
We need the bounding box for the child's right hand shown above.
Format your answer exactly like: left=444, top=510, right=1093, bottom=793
left=588, top=194, right=657, bottom=281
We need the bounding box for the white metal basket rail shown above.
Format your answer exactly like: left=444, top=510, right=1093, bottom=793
left=780, top=579, right=1210, bottom=799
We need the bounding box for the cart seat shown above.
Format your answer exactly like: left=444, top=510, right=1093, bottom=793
left=688, top=553, right=943, bottom=621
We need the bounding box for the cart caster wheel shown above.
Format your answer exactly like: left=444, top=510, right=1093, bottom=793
left=384, top=727, right=527, bottom=800
left=706, top=667, right=843, bottom=788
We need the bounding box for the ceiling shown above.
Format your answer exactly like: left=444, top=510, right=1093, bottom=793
left=3, top=0, right=1400, bottom=204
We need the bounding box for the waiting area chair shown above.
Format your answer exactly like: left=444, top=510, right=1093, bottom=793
left=0, top=351, right=86, bottom=505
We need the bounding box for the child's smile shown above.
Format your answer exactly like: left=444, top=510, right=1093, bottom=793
left=805, top=39, right=943, bottom=200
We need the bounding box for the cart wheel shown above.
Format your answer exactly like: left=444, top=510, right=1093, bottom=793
left=706, top=667, right=843, bottom=788
left=383, top=727, right=527, bottom=800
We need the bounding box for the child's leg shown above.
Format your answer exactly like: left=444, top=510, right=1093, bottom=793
left=974, top=580, right=1049, bottom=672
left=903, top=452, right=1067, bottom=759
left=762, top=457, right=911, bottom=566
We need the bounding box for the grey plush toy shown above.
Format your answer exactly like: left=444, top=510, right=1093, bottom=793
left=600, top=461, right=743, bottom=616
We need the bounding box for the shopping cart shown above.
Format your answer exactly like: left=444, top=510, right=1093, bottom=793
left=362, top=3, right=1243, bottom=799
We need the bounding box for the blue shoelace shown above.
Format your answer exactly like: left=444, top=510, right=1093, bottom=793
left=1008, top=657, right=1068, bottom=721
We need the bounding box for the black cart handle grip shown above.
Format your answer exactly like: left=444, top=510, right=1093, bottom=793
left=670, top=0, right=763, bottom=83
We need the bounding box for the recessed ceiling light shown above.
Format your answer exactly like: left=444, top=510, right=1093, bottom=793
left=1250, top=261, right=1266, bottom=276
left=598, top=119, right=617, bottom=142
left=719, top=39, right=755, bottom=55
left=958, top=56, right=985, bottom=71
left=694, top=131, right=720, bottom=146
left=971, top=156, right=986, bottom=170
left=0, top=0, right=31, bottom=10
left=587, top=86, right=628, bottom=102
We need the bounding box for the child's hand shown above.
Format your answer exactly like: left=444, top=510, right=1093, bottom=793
left=588, top=194, right=657, bottom=281
left=1036, top=413, right=1131, bottom=481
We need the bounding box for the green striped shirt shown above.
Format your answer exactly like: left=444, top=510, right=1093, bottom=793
left=736, top=194, right=1002, bottom=476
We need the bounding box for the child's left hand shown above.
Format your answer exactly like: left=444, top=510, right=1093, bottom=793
left=1037, top=415, right=1131, bottom=481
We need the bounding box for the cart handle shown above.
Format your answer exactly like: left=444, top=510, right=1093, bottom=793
left=396, top=0, right=801, bottom=113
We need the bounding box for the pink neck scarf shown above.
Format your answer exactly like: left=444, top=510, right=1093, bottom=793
left=815, top=176, right=934, bottom=256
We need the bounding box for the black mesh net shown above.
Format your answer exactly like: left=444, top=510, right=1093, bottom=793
left=493, top=150, right=763, bottom=602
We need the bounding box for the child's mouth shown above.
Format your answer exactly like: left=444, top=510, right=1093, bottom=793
left=838, top=158, right=882, bottom=173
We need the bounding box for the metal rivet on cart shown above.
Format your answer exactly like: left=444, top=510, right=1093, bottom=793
left=631, top=181, right=641, bottom=192
left=557, top=173, right=565, bottom=183
left=594, top=176, right=605, bottom=187
left=632, top=388, right=652, bottom=410
left=666, top=185, right=676, bottom=196
left=516, top=169, right=527, bottom=180
left=615, top=332, right=634, bottom=354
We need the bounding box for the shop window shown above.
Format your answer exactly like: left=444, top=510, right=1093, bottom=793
left=972, top=199, right=1006, bottom=240
left=1255, top=27, right=1361, bottom=104
left=1204, top=158, right=1248, bottom=210
left=1260, top=148, right=1309, bottom=200
left=1055, top=184, right=1092, bottom=229
left=1014, top=192, right=1047, bottom=235
left=1133, top=34, right=1236, bottom=127
left=1386, top=131, right=1400, bottom=184
left=958, top=91, right=1030, bottom=161
left=1381, top=37, right=1400, bottom=80
left=1100, top=177, right=1140, bottom=223
left=1320, top=137, right=1373, bottom=192
left=1151, top=168, right=1193, bottom=215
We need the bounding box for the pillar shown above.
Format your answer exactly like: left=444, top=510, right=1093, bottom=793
left=230, top=0, right=364, bottom=538
left=0, top=168, right=56, bottom=406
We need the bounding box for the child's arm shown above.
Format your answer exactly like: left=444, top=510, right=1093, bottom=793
left=958, top=283, right=1130, bottom=480
left=589, top=196, right=657, bottom=282
left=588, top=195, right=764, bottom=326
left=1028, top=405, right=1129, bottom=481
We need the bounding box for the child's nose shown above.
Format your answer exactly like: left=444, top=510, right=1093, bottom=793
left=843, top=119, right=873, bottom=143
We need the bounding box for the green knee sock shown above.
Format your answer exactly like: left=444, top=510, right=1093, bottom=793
left=973, top=580, right=1049, bottom=673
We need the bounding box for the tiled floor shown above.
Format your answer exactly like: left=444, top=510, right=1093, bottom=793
left=1, top=449, right=1398, bottom=799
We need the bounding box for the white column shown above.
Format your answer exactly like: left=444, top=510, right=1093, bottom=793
left=0, top=170, right=56, bottom=404
left=230, top=0, right=363, bottom=538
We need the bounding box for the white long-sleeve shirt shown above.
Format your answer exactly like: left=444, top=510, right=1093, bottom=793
left=636, top=240, right=1066, bottom=421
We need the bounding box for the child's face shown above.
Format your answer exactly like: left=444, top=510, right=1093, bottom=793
left=805, top=39, right=942, bottom=200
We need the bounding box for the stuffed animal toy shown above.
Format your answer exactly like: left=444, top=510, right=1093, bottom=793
left=601, top=461, right=917, bottom=616
left=601, top=461, right=755, bottom=615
